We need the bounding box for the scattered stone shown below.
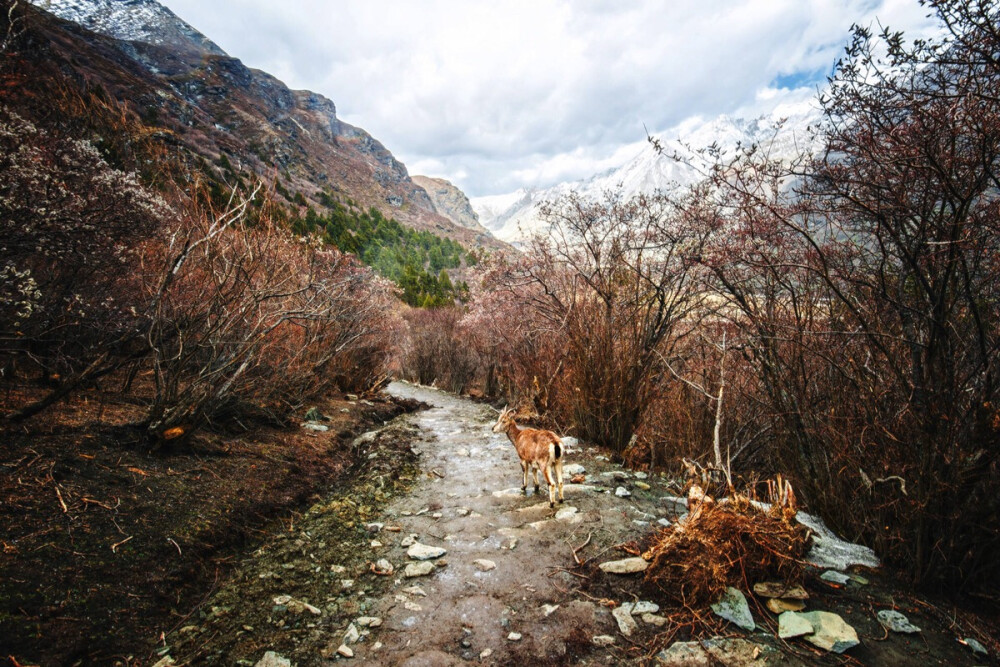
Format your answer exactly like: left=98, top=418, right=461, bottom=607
left=355, top=616, right=382, bottom=628
left=456, top=507, right=470, bottom=516
left=504, top=538, right=518, bottom=550
left=372, top=642, right=382, bottom=651
left=151, top=658, right=175, bottom=667
left=820, top=570, right=851, bottom=586
left=402, top=585, right=427, bottom=596
left=778, top=611, right=814, bottom=639
left=612, top=605, right=639, bottom=637
left=753, top=582, right=809, bottom=599
left=561, top=437, right=580, bottom=450
left=788, top=611, right=860, bottom=653
left=480, top=648, right=493, bottom=659
left=711, top=587, right=755, bottom=631
left=344, top=623, right=360, bottom=644
left=632, top=519, right=650, bottom=528
left=599, top=557, right=649, bottom=574
left=341, top=579, right=354, bottom=589
left=431, top=512, right=443, bottom=519
left=302, top=422, right=329, bottom=432
left=592, top=635, right=616, bottom=647
left=331, top=565, right=347, bottom=574
left=345, top=393, right=359, bottom=401
left=351, top=430, right=377, bottom=447
left=962, top=637, right=988, bottom=656
left=507, top=632, right=522, bottom=641
left=404, top=601, right=422, bottom=611
left=614, top=486, right=631, bottom=497
left=849, top=573, right=869, bottom=585
left=400, top=534, right=419, bottom=547
left=630, top=601, right=659, bottom=614
left=254, top=652, right=291, bottom=667
left=372, top=558, right=393, bottom=575
left=877, top=610, right=921, bottom=634
left=407, top=542, right=447, bottom=560
left=767, top=598, right=805, bottom=613
left=657, top=638, right=776, bottom=667
left=555, top=506, right=579, bottom=521
left=635, top=481, right=651, bottom=490
left=365, top=522, right=384, bottom=533
left=562, top=463, right=586, bottom=475
left=657, top=518, right=672, bottom=528
left=404, top=562, right=435, bottom=578
left=370, top=540, right=383, bottom=548
left=660, top=495, right=689, bottom=514
left=541, top=603, right=559, bottom=616
left=642, top=613, right=668, bottom=627
left=594, top=454, right=610, bottom=461
left=474, top=559, right=497, bottom=572
left=336, top=644, right=354, bottom=658
left=634, top=471, right=648, bottom=479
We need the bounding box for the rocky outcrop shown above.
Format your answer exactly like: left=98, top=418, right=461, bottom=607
left=412, top=175, right=489, bottom=234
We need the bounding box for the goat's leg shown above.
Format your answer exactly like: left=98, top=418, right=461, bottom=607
left=532, top=466, right=540, bottom=493
left=543, top=464, right=556, bottom=507
left=555, top=458, right=564, bottom=503
left=520, top=460, right=528, bottom=493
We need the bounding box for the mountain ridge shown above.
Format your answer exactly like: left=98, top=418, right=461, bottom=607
left=472, top=102, right=822, bottom=244
left=22, top=0, right=504, bottom=251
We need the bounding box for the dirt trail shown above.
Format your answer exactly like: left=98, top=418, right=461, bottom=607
left=350, top=381, right=654, bottom=665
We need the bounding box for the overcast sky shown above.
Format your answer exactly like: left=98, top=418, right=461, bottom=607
left=161, top=0, right=937, bottom=197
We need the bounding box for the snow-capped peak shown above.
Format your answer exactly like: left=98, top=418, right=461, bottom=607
left=471, top=103, right=822, bottom=244
left=31, top=0, right=225, bottom=55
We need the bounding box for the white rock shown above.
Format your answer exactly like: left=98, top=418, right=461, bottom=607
left=710, top=587, right=755, bottom=631
left=355, top=616, right=382, bottom=628
left=963, top=637, right=988, bottom=656
left=634, top=471, right=648, bottom=479
left=778, top=611, right=813, bottom=639
left=599, top=557, right=649, bottom=574
left=657, top=518, right=672, bottom=527
left=631, top=601, right=660, bottom=615
left=302, top=422, right=329, bottom=431
left=457, top=447, right=470, bottom=456
left=480, top=648, right=493, bottom=659
left=402, top=585, right=427, bottom=597
left=344, top=623, right=360, bottom=644
left=642, top=613, right=668, bottom=626
left=592, top=634, right=616, bottom=646
left=562, top=463, right=586, bottom=475
left=404, top=561, right=435, bottom=577
left=615, top=486, right=631, bottom=498
left=404, top=601, right=422, bottom=611
left=255, top=653, right=292, bottom=667
left=820, top=570, right=851, bottom=586
left=407, top=542, right=447, bottom=560
left=400, top=534, right=419, bottom=547
left=474, top=559, right=497, bottom=572
left=336, top=644, right=353, bottom=658
left=542, top=604, right=559, bottom=617
left=507, top=632, right=522, bottom=641
left=612, top=605, right=639, bottom=636
left=555, top=506, right=580, bottom=522
left=877, top=609, right=921, bottom=634
left=341, top=579, right=354, bottom=589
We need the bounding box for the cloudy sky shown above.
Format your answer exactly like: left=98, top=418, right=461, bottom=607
left=161, top=0, right=937, bottom=197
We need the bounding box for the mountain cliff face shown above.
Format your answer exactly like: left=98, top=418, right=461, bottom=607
left=411, top=175, right=490, bottom=235
left=472, top=105, right=821, bottom=244
left=19, top=0, right=502, bottom=251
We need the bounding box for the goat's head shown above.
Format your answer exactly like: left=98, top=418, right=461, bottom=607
left=492, top=406, right=515, bottom=433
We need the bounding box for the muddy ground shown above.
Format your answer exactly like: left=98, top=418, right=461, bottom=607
left=3, top=381, right=998, bottom=666
left=0, top=384, right=416, bottom=666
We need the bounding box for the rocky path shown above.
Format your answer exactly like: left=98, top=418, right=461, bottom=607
left=341, top=381, right=665, bottom=666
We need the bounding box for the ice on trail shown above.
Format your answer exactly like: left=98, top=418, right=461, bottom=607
left=750, top=501, right=879, bottom=571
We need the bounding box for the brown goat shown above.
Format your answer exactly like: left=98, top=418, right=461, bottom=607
left=492, top=406, right=564, bottom=507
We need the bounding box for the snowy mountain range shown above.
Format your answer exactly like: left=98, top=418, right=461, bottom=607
left=472, top=103, right=822, bottom=244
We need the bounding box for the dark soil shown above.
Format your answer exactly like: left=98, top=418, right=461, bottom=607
left=0, top=383, right=421, bottom=667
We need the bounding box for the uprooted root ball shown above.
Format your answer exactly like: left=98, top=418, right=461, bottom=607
left=642, top=500, right=811, bottom=607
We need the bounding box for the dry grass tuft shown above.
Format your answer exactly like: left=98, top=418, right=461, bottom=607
left=642, top=498, right=810, bottom=607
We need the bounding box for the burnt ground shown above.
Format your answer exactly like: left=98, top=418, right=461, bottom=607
left=3, top=381, right=998, bottom=666
left=0, top=383, right=417, bottom=667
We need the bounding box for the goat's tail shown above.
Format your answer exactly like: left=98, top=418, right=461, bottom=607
left=551, top=439, right=562, bottom=460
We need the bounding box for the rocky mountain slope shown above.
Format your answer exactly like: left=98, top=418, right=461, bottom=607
left=473, top=104, right=822, bottom=244
left=19, top=0, right=502, bottom=251
left=411, top=175, right=489, bottom=234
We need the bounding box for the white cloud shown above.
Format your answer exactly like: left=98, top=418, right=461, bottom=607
left=161, top=0, right=940, bottom=196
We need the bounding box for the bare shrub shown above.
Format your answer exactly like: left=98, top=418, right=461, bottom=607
left=401, top=307, right=480, bottom=394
